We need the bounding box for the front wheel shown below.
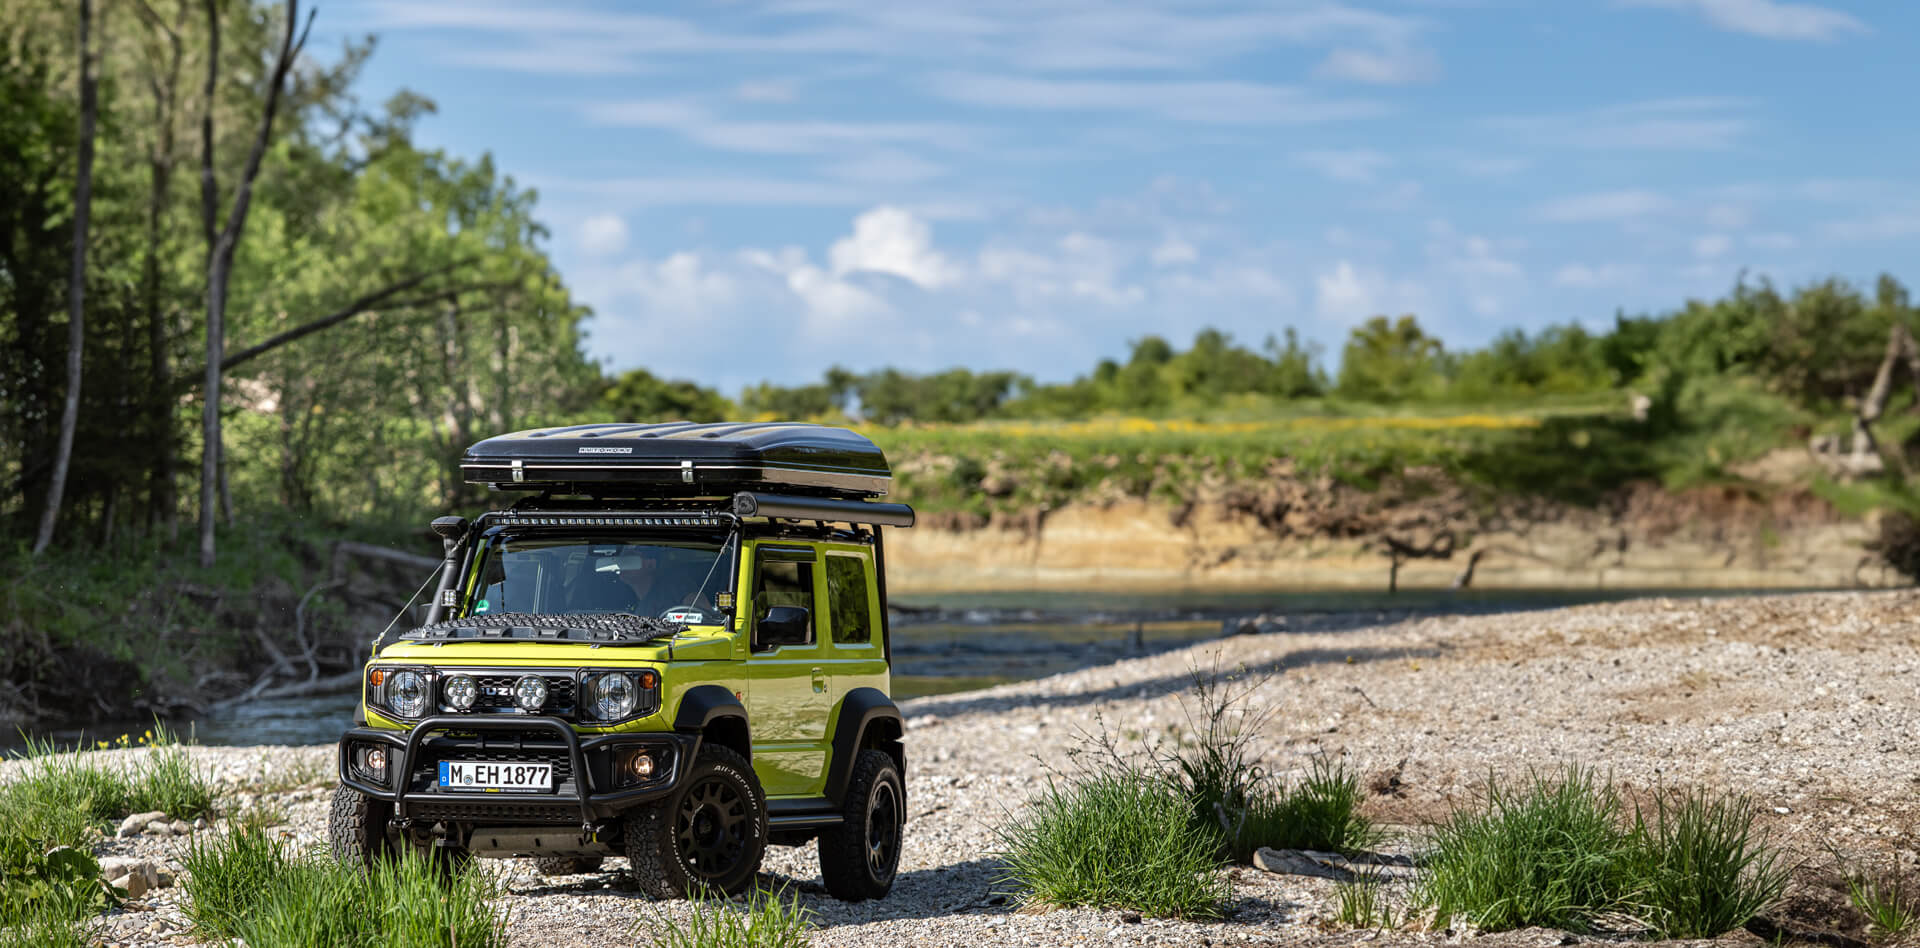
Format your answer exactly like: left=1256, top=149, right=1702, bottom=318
left=327, top=784, right=396, bottom=867
left=818, top=749, right=905, bottom=901
left=625, top=744, right=767, bottom=898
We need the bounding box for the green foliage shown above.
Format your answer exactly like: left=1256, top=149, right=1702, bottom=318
left=1334, top=872, right=1395, bottom=930
left=1417, top=770, right=1786, bottom=937
left=994, top=768, right=1230, bottom=919
left=1623, top=789, right=1790, bottom=939
left=1846, top=860, right=1920, bottom=938
left=1338, top=316, right=1447, bottom=403
left=603, top=368, right=736, bottom=423
left=635, top=886, right=816, bottom=948
left=1417, top=769, right=1634, bottom=933
left=183, top=825, right=507, bottom=948
left=1228, top=759, right=1380, bottom=862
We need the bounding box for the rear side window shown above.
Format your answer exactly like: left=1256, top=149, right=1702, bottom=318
left=825, top=554, right=872, bottom=645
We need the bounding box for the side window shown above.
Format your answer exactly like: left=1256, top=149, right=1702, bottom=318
left=825, top=554, right=872, bottom=645
left=753, top=555, right=815, bottom=650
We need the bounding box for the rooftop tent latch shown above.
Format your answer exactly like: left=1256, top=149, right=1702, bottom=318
left=511, top=459, right=524, bottom=483
left=681, top=460, right=694, bottom=484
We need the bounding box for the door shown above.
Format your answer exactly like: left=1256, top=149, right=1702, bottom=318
left=822, top=548, right=887, bottom=707
left=743, top=543, right=830, bottom=797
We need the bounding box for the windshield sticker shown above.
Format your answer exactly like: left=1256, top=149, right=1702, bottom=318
left=474, top=599, right=490, bottom=613
left=663, top=608, right=706, bottom=625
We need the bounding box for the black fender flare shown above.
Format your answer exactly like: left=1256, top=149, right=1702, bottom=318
left=673, top=684, right=750, bottom=758
left=825, top=687, right=903, bottom=805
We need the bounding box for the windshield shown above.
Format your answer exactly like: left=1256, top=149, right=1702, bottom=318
left=462, top=534, right=731, bottom=624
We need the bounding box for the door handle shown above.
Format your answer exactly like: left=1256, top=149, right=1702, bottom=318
left=811, top=667, right=826, bottom=694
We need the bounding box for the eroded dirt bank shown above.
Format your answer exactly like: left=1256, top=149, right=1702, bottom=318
left=37, top=588, right=1920, bottom=947
left=888, top=478, right=1890, bottom=591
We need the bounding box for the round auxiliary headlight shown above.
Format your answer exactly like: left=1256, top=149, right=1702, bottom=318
left=513, top=675, right=548, bottom=711
left=388, top=670, right=428, bottom=718
left=590, top=672, right=638, bottom=720
left=444, top=674, right=477, bottom=711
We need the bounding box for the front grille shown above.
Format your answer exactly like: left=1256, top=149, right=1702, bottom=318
left=455, top=674, right=576, bottom=716
left=410, top=802, right=578, bottom=824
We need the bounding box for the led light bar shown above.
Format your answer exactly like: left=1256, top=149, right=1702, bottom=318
left=487, top=513, right=726, bottom=527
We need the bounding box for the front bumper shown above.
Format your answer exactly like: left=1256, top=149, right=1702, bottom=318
left=337, top=715, right=697, bottom=830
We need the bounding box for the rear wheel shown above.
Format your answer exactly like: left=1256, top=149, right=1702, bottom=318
left=818, top=749, right=904, bottom=901
left=327, top=784, right=397, bottom=867
left=532, top=856, right=605, bottom=876
left=625, top=744, right=767, bottom=898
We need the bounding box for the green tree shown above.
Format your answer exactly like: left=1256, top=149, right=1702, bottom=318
left=602, top=369, right=734, bottom=423
left=1336, top=315, right=1445, bottom=402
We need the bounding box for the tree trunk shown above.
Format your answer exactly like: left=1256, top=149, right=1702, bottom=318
left=197, top=0, right=310, bottom=567
left=33, top=0, right=98, bottom=557
left=140, top=0, right=187, bottom=534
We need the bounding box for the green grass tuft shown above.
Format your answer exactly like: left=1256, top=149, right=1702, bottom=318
left=1416, top=768, right=1634, bottom=933
left=1227, top=758, right=1381, bottom=862
left=635, top=886, right=815, bottom=948
left=995, top=768, right=1230, bottom=919
left=1623, top=788, right=1790, bottom=939
left=1334, top=872, right=1395, bottom=930
left=182, top=823, right=507, bottom=948
left=1845, top=861, right=1919, bottom=938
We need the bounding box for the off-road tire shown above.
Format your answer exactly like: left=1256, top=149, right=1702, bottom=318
left=328, top=784, right=396, bottom=867
left=532, top=856, right=605, bottom=876
left=624, top=744, right=767, bottom=898
left=818, top=749, right=904, bottom=901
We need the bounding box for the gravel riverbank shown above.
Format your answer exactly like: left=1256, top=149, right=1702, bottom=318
left=14, top=588, right=1918, bottom=948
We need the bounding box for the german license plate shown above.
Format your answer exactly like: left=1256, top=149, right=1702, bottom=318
left=437, top=760, right=553, bottom=792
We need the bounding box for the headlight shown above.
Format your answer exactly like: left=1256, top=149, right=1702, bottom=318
left=388, top=670, right=428, bottom=718
left=587, top=672, right=638, bottom=720
left=444, top=674, right=477, bottom=710
left=513, top=675, right=548, bottom=711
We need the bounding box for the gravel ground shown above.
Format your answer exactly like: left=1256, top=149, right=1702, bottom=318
left=13, top=588, right=1919, bottom=947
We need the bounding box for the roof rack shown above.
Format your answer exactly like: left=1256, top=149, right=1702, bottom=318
left=461, top=421, right=893, bottom=498
left=483, top=491, right=914, bottom=530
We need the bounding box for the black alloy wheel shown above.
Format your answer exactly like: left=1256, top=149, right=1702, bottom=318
left=676, top=774, right=750, bottom=881
left=818, top=749, right=905, bottom=901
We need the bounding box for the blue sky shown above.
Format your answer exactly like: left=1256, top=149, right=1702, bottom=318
left=323, top=0, right=1917, bottom=394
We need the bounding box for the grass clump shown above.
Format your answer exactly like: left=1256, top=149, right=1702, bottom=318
left=1417, top=769, right=1788, bottom=937
left=1845, top=859, right=1919, bottom=938
left=182, top=824, right=507, bottom=948
left=1334, top=873, right=1396, bottom=930
left=1623, top=788, right=1790, bottom=939
left=996, top=769, right=1229, bottom=919
left=1418, top=768, right=1632, bottom=933
left=1225, top=758, right=1380, bottom=862
left=636, top=886, right=815, bottom=948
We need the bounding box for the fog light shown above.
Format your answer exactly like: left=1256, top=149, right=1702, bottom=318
left=444, top=674, right=477, bottom=710
left=627, top=752, right=654, bottom=779
left=364, top=747, right=387, bottom=773
left=514, top=675, right=548, bottom=711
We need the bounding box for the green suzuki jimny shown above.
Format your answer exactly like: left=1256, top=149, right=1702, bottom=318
left=330, top=422, right=913, bottom=901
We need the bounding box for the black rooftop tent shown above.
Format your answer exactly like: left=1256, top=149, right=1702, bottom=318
left=461, top=422, right=893, bottom=499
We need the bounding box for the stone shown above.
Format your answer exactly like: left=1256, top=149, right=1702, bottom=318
left=1253, top=848, right=1417, bottom=882
left=145, top=820, right=174, bottom=837
left=169, top=820, right=192, bottom=836
left=118, top=811, right=168, bottom=837
left=113, top=869, right=149, bottom=900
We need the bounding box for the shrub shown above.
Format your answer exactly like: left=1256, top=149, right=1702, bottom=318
left=1623, top=788, right=1790, bottom=939
left=126, top=725, right=213, bottom=820
left=996, top=769, right=1229, bottom=919
left=1228, top=758, right=1380, bottom=862
left=1417, top=768, right=1634, bottom=933
left=635, top=886, right=815, bottom=948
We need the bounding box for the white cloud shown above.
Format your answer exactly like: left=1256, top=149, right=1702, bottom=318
left=735, top=78, right=799, bottom=103
left=1693, top=233, right=1734, bottom=259
left=829, top=206, right=962, bottom=289
left=826, top=150, right=946, bottom=185
left=1746, top=232, right=1798, bottom=251
left=1294, top=148, right=1393, bottom=182
left=1488, top=98, right=1753, bottom=150
left=536, top=175, right=868, bottom=208
left=1151, top=238, right=1198, bottom=267
left=583, top=99, right=979, bottom=155
left=1313, top=47, right=1442, bottom=84
left=1704, top=203, right=1752, bottom=230
left=578, top=214, right=630, bottom=257
left=1552, top=263, right=1640, bottom=288
left=1537, top=189, right=1671, bottom=222
left=927, top=73, right=1387, bottom=124
left=1620, top=0, right=1868, bottom=41
left=1315, top=261, right=1377, bottom=322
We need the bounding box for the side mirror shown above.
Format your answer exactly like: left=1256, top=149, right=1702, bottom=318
left=756, top=606, right=812, bottom=651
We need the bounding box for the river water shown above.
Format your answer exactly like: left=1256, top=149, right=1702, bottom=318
left=6, top=586, right=1815, bottom=751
